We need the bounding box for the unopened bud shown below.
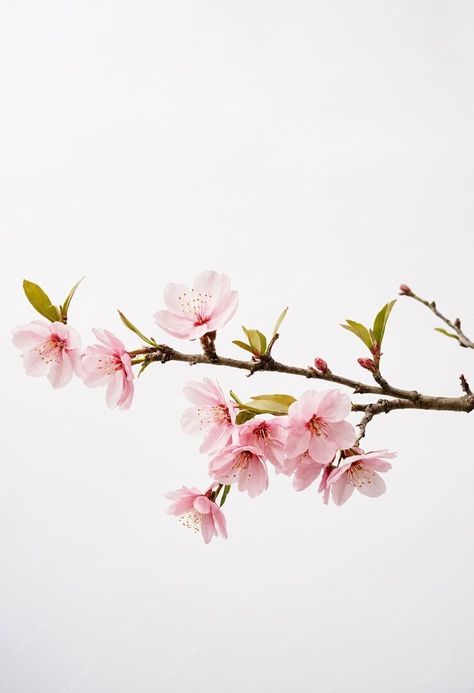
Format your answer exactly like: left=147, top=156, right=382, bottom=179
left=314, top=357, right=328, bottom=372
left=399, top=283, right=412, bottom=295
left=455, top=318, right=461, bottom=328
left=358, top=357, right=376, bottom=372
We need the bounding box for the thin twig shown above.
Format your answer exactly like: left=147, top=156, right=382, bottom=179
left=401, top=287, right=474, bottom=349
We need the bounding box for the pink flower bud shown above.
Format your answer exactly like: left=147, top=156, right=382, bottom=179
left=454, top=318, right=461, bottom=328
left=358, top=357, right=376, bottom=372
left=399, top=283, right=412, bottom=295
left=314, top=357, right=328, bottom=372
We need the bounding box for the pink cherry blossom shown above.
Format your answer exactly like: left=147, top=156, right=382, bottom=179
left=324, top=449, right=396, bottom=506
left=164, top=486, right=228, bottom=544
left=286, top=389, right=356, bottom=464
left=282, top=451, right=326, bottom=491
left=12, top=320, right=82, bottom=388
left=81, top=329, right=134, bottom=410
left=237, top=417, right=287, bottom=470
left=209, top=444, right=268, bottom=498
left=181, top=378, right=235, bottom=454
left=154, top=270, right=238, bottom=340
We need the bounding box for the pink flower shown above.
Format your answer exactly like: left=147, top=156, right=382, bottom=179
left=81, top=329, right=134, bottom=410
left=12, top=320, right=82, bottom=388
left=237, top=417, right=287, bottom=470
left=209, top=444, right=268, bottom=498
left=164, top=486, right=228, bottom=544
left=286, top=390, right=356, bottom=464
left=154, top=270, right=238, bottom=340
left=181, top=378, right=235, bottom=454
left=282, top=451, right=326, bottom=491
left=325, top=449, right=396, bottom=506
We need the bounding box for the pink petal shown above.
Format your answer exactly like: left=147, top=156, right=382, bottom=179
left=200, top=424, right=232, bottom=455
left=23, top=349, right=49, bottom=376
left=356, top=469, right=387, bottom=497
left=201, top=513, right=216, bottom=543
left=293, top=461, right=324, bottom=491
left=326, top=420, right=357, bottom=449
left=316, top=390, right=352, bottom=421
left=211, top=505, right=228, bottom=538
left=330, top=473, right=355, bottom=506
left=154, top=309, right=195, bottom=339
left=308, top=435, right=336, bottom=464
left=47, top=352, right=73, bottom=389
left=163, top=282, right=191, bottom=313
left=285, top=429, right=311, bottom=457
left=193, top=496, right=212, bottom=514
left=105, top=372, right=123, bottom=408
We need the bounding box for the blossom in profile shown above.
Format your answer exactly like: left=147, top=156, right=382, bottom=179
left=154, top=270, right=238, bottom=340
left=209, top=444, right=268, bottom=498
left=238, top=417, right=287, bottom=470
left=181, top=378, right=235, bottom=454
left=325, top=449, right=396, bottom=506
left=285, top=389, right=356, bottom=464
left=164, top=486, right=228, bottom=544
left=12, top=320, right=82, bottom=388
left=81, top=329, right=134, bottom=410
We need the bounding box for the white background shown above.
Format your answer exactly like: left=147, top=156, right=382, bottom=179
left=1, top=1, right=474, bottom=691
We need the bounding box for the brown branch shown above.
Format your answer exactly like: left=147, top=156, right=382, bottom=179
left=400, top=286, right=474, bottom=349
left=127, top=344, right=474, bottom=415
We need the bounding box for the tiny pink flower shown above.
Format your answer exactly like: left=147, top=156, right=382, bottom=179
left=286, top=390, right=356, bottom=464
left=154, top=270, right=239, bottom=340
left=325, top=449, right=396, bottom=506
left=282, top=451, right=326, bottom=491
left=181, top=378, right=235, bottom=454
left=164, top=486, right=228, bottom=544
left=237, top=417, right=287, bottom=470
left=81, top=329, right=134, bottom=410
left=12, top=320, right=82, bottom=388
left=209, top=444, right=268, bottom=498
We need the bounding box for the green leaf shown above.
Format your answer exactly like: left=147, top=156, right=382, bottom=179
left=247, top=329, right=267, bottom=355
left=372, top=300, right=396, bottom=346
left=235, top=410, right=257, bottom=425
left=118, top=311, right=157, bottom=347
left=60, top=276, right=84, bottom=321
left=434, top=327, right=458, bottom=340
left=232, top=340, right=255, bottom=354
left=271, top=306, right=288, bottom=339
left=341, top=320, right=374, bottom=351
left=219, top=485, right=231, bottom=507
left=240, top=393, right=296, bottom=416
left=23, top=279, right=61, bottom=322
left=137, top=360, right=153, bottom=377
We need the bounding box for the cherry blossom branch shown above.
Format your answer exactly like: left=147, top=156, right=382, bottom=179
left=400, top=284, right=474, bottom=349
left=128, top=344, right=474, bottom=414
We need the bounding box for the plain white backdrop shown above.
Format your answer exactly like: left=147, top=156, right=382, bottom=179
left=1, top=1, right=474, bottom=691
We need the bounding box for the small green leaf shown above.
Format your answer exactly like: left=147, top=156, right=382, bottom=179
left=219, top=485, right=231, bottom=507
left=272, top=306, right=288, bottom=339
left=434, top=327, right=458, bottom=340
left=372, top=300, right=396, bottom=346
left=232, top=340, right=256, bottom=354
left=137, top=360, right=153, bottom=377
left=240, top=393, right=296, bottom=416
left=247, top=329, right=267, bottom=355
left=118, top=311, right=157, bottom=347
left=23, top=279, right=61, bottom=322
left=341, top=320, right=374, bottom=351
left=60, top=276, right=85, bottom=321
left=235, top=410, right=257, bottom=424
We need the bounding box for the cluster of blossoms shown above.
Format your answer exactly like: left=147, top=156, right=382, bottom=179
left=13, top=270, right=396, bottom=545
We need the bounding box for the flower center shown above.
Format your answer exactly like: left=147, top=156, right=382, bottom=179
left=307, top=415, right=328, bottom=437
left=253, top=422, right=269, bottom=440
left=36, top=335, right=66, bottom=363
left=179, top=509, right=202, bottom=533
left=177, top=289, right=213, bottom=326
left=97, top=354, right=123, bottom=375
left=348, top=463, right=375, bottom=488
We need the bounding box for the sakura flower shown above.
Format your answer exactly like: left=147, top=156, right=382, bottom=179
left=209, top=444, right=268, bottom=498
left=237, top=417, right=287, bottom=470
left=181, top=378, right=235, bottom=454
left=286, top=389, right=356, bottom=464
left=164, top=486, right=228, bottom=544
left=12, top=320, right=82, bottom=388
left=154, top=270, right=238, bottom=340
left=325, top=449, right=396, bottom=506
left=81, top=329, right=134, bottom=410
left=282, top=451, right=326, bottom=491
